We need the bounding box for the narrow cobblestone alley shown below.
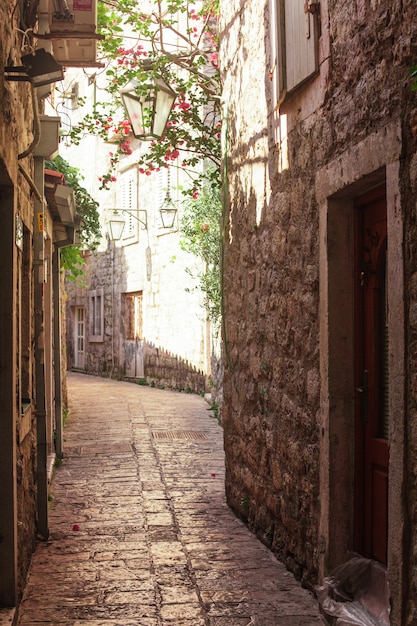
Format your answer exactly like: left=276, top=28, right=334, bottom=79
left=16, top=373, right=326, bottom=626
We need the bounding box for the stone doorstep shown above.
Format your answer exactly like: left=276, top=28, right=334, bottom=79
left=0, top=608, right=16, bottom=626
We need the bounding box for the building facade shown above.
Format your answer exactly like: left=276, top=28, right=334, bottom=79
left=219, top=0, right=416, bottom=623
left=59, top=74, right=213, bottom=393
left=64, top=165, right=211, bottom=394
left=0, top=0, right=97, bottom=616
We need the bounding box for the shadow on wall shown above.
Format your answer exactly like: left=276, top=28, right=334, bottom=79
left=69, top=339, right=207, bottom=396
left=142, top=339, right=206, bottom=395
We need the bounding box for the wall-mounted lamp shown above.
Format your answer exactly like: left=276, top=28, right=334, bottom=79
left=5, top=48, right=64, bottom=87
left=120, top=74, right=177, bottom=140
left=108, top=217, right=125, bottom=241
left=107, top=209, right=148, bottom=240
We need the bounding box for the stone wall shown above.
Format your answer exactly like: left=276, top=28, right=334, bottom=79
left=144, top=343, right=206, bottom=394
left=0, top=0, right=40, bottom=602
left=16, top=422, right=37, bottom=596
left=219, top=0, right=417, bottom=612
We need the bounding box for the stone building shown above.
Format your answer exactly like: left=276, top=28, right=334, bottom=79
left=60, top=75, right=212, bottom=393
left=0, top=0, right=97, bottom=618
left=219, top=0, right=416, bottom=622
left=64, top=166, right=211, bottom=394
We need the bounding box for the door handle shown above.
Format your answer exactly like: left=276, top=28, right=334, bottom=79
left=356, top=369, right=368, bottom=423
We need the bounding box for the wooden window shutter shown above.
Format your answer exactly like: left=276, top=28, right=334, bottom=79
left=284, top=0, right=318, bottom=93
left=269, top=0, right=319, bottom=106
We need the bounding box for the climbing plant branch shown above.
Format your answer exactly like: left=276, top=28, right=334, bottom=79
left=68, top=0, right=221, bottom=196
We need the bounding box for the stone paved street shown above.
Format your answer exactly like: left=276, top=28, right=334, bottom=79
left=17, top=372, right=326, bottom=626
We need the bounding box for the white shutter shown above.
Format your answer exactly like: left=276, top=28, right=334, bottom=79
left=118, top=169, right=138, bottom=239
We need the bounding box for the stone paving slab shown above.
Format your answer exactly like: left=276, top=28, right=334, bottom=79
left=16, top=373, right=326, bottom=626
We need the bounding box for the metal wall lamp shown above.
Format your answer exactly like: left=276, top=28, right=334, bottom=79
left=5, top=48, right=64, bottom=87
left=108, top=209, right=148, bottom=241
left=120, top=75, right=177, bottom=140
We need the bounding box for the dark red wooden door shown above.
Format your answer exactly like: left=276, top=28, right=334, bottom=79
left=354, top=185, right=389, bottom=564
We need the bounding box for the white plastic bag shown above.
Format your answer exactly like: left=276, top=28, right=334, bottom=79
left=316, top=557, right=390, bottom=626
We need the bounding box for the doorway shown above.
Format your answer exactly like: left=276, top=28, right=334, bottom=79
left=74, top=306, right=85, bottom=369
left=123, top=291, right=144, bottom=378
left=354, top=185, right=389, bottom=564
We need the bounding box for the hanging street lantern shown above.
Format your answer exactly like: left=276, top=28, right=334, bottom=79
left=160, top=204, right=177, bottom=229
left=120, top=75, right=177, bottom=140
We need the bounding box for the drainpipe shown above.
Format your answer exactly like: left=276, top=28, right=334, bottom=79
left=33, top=156, right=49, bottom=540
left=53, top=247, right=63, bottom=460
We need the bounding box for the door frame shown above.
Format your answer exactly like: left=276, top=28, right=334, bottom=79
left=316, top=151, right=406, bottom=624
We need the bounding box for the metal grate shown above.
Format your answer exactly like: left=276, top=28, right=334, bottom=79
left=152, top=430, right=208, bottom=441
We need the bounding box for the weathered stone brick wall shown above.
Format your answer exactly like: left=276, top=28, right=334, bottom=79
left=65, top=247, right=117, bottom=376
left=1, top=0, right=40, bottom=599
left=219, top=0, right=322, bottom=584
left=16, top=427, right=37, bottom=595
left=144, top=343, right=206, bottom=394
left=220, top=0, right=417, bottom=605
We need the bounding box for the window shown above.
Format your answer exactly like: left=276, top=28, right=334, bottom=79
left=269, top=0, right=319, bottom=106
left=118, top=168, right=138, bottom=241
left=89, top=288, right=104, bottom=341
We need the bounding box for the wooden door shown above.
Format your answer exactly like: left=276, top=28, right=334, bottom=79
left=124, top=292, right=144, bottom=378
left=74, top=306, right=85, bottom=369
left=354, top=185, right=389, bottom=564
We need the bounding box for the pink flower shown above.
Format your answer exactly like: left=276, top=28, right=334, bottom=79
left=210, top=53, right=219, bottom=68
